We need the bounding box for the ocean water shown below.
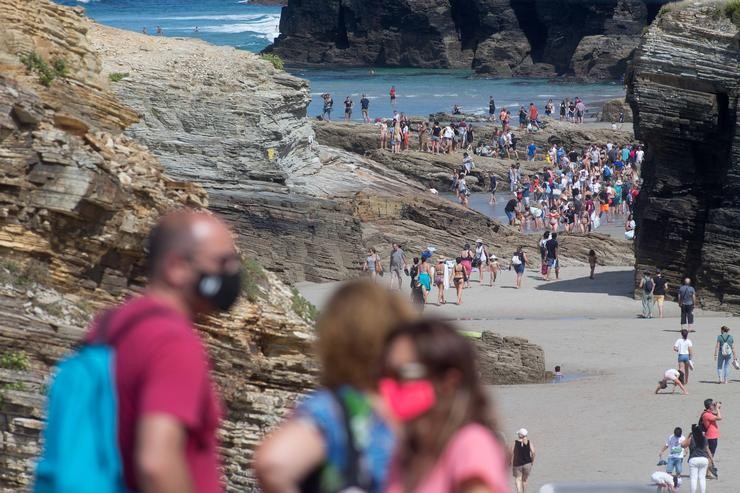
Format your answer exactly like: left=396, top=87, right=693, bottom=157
left=55, top=0, right=282, bottom=52
left=293, top=68, right=625, bottom=120
left=56, top=0, right=626, bottom=117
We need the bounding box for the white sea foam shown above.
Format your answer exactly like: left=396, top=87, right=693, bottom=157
left=169, top=15, right=280, bottom=40
left=161, top=14, right=276, bottom=21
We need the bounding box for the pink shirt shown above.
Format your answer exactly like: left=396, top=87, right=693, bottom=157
left=702, top=412, right=720, bottom=440
left=386, top=424, right=509, bottom=493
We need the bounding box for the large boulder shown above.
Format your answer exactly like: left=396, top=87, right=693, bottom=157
left=626, top=1, right=740, bottom=312
left=599, top=98, right=633, bottom=123
left=475, top=331, right=547, bottom=385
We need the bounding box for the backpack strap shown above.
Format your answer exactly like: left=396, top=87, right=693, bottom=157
left=331, top=390, right=369, bottom=491
left=92, top=305, right=174, bottom=346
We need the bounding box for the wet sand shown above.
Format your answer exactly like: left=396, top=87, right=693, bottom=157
left=297, top=266, right=738, bottom=492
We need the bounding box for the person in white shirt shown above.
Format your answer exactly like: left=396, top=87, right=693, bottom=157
left=658, top=427, right=685, bottom=489
left=655, top=368, right=688, bottom=395
left=673, top=328, right=693, bottom=384
left=651, top=471, right=678, bottom=492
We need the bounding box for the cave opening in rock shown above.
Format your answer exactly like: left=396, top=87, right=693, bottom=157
left=510, top=0, right=548, bottom=62
left=335, top=5, right=351, bottom=49
left=450, top=0, right=482, bottom=51
left=645, top=0, right=664, bottom=24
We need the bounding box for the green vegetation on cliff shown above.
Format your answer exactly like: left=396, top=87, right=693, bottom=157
left=18, top=52, right=68, bottom=87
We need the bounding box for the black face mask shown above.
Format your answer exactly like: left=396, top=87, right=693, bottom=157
left=195, top=269, right=242, bottom=311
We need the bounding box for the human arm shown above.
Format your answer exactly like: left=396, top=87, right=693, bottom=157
left=135, top=415, right=194, bottom=493
left=713, top=340, right=719, bottom=360
left=254, top=420, right=326, bottom=493
left=673, top=378, right=688, bottom=395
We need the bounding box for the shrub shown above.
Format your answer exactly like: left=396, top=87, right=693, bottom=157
left=109, top=72, right=129, bottom=82
left=290, top=287, right=319, bottom=323
left=0, top=351, right=31, bottom=371
left=260, top=53, right=285, bottom=71
left=3, top=382, right=26, bottom=392
left=726, top=0, right=740, bottom=26
left=18, top=52, right=68, bottom=87
left=241, top=257, right=268, bottom=302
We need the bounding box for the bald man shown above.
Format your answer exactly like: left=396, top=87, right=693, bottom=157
left=87, top=211, right=241, bottom=493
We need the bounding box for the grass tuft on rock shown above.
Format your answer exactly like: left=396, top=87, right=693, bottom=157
left=241, top=257, right=269, bottom=302
left=0, top=259, right=48, bottom=289
left=260, top=53, right=285, bottom=71
left=290, top=287, right=319, bottom=323
left=726, top=0, right=740, bottom=26
left=18, top=52, right=69, bottom=87
left=109, top=72, right=129, bottom=82
left=0, top=350, right=31, bottom=371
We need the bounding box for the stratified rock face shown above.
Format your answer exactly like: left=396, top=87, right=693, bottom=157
left=475, top=331, right=547, bottom=384
left=270, top=0, right=669, bottom=80
left=0, top=2, right=315, bottom=491
left=627, top=1, right=740, bottom=312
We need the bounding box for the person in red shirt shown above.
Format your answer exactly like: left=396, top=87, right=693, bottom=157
left=88, top=211, right=241, bottom=493
left=701, top=398, right=722, bottom=457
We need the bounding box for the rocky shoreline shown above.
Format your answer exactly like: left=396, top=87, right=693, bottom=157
left=270, top=0, right=671, bottom=81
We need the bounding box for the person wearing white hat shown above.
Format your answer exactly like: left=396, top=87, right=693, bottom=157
left=512, top=428, right=535, bottom=493
left=474, top=239, right=489, bottom=282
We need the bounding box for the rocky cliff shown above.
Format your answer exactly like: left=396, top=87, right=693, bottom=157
left=270, top=0, right=670, bottom=80
left=627, top=0, right=740, bottom=312
left=90, top=24, right=634, bottom=285
left=0, top=2, right=314, bottom=491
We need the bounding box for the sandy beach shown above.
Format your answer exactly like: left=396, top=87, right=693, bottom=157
left=297, top=266, right=738, bottom=492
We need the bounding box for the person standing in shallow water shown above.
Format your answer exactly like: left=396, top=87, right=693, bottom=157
left=389, top=85, right=396, bottom=104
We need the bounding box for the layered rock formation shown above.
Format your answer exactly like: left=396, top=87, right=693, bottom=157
left=0, top=2, right=314, bottom=491
left=627, top=0, right=740, bottom=312
left=270, top=0, right=670, bottom=80
left=476, top=331, right=547, bottom=384
left=91, top=25, right=635, bottom=285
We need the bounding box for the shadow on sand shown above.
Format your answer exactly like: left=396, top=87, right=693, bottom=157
left=534, top=270, right=633, bottom=298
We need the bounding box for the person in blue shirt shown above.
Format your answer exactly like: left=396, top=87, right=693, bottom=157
left=621, top=145, right=630, bottom=163
left=527, top=142, right=536, bottom=161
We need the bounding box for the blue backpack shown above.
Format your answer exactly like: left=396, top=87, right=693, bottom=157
left=35, top=308, right=164, bottom=493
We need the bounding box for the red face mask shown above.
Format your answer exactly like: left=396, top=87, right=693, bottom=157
left=379, top=377, right=436, bottom=422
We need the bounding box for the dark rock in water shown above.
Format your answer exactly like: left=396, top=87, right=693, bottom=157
left=270, top=0, right=671, bottom=81
left=627, top=2, right=740, bottom=313
left=475, top=331, right=547, bottom=384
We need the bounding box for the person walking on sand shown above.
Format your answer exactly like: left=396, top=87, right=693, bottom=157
left=363, top=247, right=382, bottom=283
left=417, top=256, right=432, bottom=304
left=434, top=257, right=446, bottom=305
left=544, top=232, right=559, bottom=281
left=639, top=271, right=655, bottom=319
left=674, top=328, right=693, bottom=384
left=388, top=243, right=407, bottom=291
left=474, top=239, right=489, bottom=283
left=509, top=247, right=528, bottom=289
left=714, top=325, right=737, bottom=384
left=460, top=243, right=474, bottom=288
left=654, top=270, right=668, bottom=318
left=451, top=257, right=466, bottom=305
left=588, top=249, right=597, bottom=279
left=379, top=120, right=388, bottom=150
left=487, top=255, right=500, bottom=286
left=685, top=423, right=715, bottom=493
left=659, top=427, right=685, bottom=490
left=678, top=277, right=696, bottom=331
left=655, top=368, right=688, bottom=395
left=512, top=428, right=535, bottom=493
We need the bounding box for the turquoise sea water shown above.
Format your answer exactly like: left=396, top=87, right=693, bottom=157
left=56, top=0, right=626, bottom=117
